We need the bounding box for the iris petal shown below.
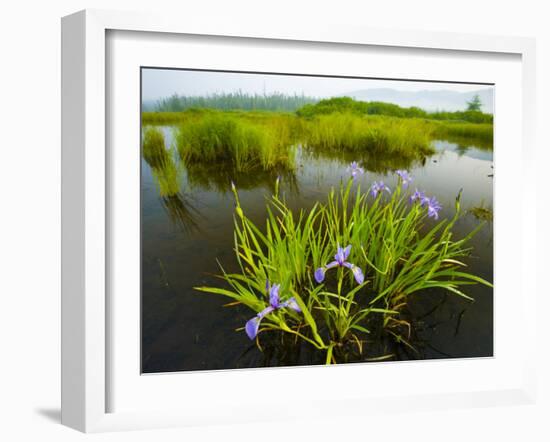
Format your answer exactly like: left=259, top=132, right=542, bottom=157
left=258, top=306, right=275, bottom=319
left=352, top=266, right=364, bottom=285
left=326, top=260, right=339, bottom=270
left=343, top=245, right=351, bottom=260
left=343, top=262, right=364, bottom=285
left=245, top=317, right=260, bottom=340
left=335, top=247, right=345, bottom=264
left=281, top=297, right=301, bottom=312
left=245, top=306, right=275, bottom=340
left=314, top=267, right=325, bottom=283
left=269, top=284, right=280, bottom=308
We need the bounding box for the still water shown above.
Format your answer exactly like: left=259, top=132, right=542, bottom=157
left=141, top=126, right=493, bottom=373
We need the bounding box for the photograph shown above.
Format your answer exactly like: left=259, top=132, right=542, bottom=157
left=140, top=68, right=494, bottom=373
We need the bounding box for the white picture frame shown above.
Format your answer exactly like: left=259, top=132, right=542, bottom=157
left=61, top=9, right=538, bottom=433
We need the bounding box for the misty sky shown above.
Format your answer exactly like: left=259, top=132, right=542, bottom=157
left=142, top=68, right=491, bottom=102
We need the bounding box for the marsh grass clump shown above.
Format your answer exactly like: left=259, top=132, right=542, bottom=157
left=142, top=127, right=170, bottom=168
left=196, top=172, right=492, bottom=364
left=150, top=158, right=180, bottom=197
left=304, top=114, right=435, bottom=159
left=146, top=106, right=492, bottom=170
left=469, top=203, right=493, bottom=222
left=431, top=121, right=493, bottom=144
left=175, top=112, right=297, bottom=172
left=142, top=127, right=181, bottom=197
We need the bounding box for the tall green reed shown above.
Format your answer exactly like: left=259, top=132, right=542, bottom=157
left=175, top=113, right=296, bottom=172
left=431, top=121, right=493, bottom=144
left=303, top=114, right=435, bottom=158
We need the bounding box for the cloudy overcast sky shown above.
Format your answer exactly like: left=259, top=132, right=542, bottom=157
left=142, top=68, right=492, bottom=101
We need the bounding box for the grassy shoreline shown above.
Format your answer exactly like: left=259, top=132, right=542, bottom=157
left=142, top=108, right=492, bottom=173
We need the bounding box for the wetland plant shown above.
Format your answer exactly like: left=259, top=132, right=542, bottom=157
left=431, top=121, right=493, bottom=144
left=142, top=127, right=181, bottom=197
left=196, top=169, right=492, bottom=364
left=142, top=127, right=170, bottom=169
left=175, top=112, right=297, bottom=172
left=303, top=114, right=435, bottom=159
left=347, top=161, right=365, bottom=179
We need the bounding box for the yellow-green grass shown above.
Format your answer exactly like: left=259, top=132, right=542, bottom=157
left=150, top=159, right=181, bottom=197
left=431, top=121, right=493, bottom=144
left=142, top=127, right=181, bottom=196
left=142, top=111, right=190, bottom=125
left=175, top=112, right=297, bottom=172
left=144, top=110, right=492, bottom=171
left=142, top=127, right=170, bottom=168
left=304, top=114, right=435, bottom=158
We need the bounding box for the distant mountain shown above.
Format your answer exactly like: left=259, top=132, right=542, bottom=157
left=343, top=88, right=493, bottom=113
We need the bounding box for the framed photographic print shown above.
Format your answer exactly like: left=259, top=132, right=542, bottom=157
left=61, top=9, right=538, bottom=432
left=140, top=67, right=495, bottom=373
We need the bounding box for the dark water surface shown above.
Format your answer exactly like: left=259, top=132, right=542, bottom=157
left=141, top=125, right=493, bottom=373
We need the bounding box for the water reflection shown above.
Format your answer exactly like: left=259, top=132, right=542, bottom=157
left=160, top=193, right=202, bottom=234
left=184, top=160, right=299, bottom=195
left=433, top=138, right=493, bottom=162
left=301, top=145, right=425, bottom=174
left=142, top=131, right=203, bottom=233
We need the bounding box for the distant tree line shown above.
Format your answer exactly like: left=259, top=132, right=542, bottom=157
left=151, top=93, right=492, bottom=124
left=296, top=97, right=493, bottom=124
left=154, top=91, right=319, bottom=112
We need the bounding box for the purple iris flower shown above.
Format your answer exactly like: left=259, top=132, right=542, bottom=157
left=409, top=188, right=426, bottom=204
left=314, top=245, right=364, bottom=285
left=370, top=181, right=391, bottom=197
left=347, top=161, right=364, bottom=179
left=424, top=196, right=442, bottom=220
left=244, top=281, right=301, bottom=340
left=396, top=170, right=413, bottom=188
left=409, top=189, right=442, bottom=219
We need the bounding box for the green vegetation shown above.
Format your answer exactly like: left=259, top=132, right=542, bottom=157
left=142, top=111, right=191, bottom=125
left=142, top=127, right=181, bottom=196
left=297, top=96, right=493, bottom=124
left=469, top=203, right=493, bottom=222
left=297, top=97, right=425, bottom=119
left=432, top=121, right=493, bottom=143
left=143, top=97, right=493, bottom=166
left=171, top=111, right=440, bottom=172
left=143, top=101, right=492, bottom=180
left=303, top=114, right=435, bottom=159
left=150, top=159, right=180, bottom=197
left=142, top=127, right=170, bottom=168
left=175, top=112, right=297, bottom=172
left=430, top=110, right=492, bottom=124
left=196, top=177, right=491, bottom=363
left=155, top=92, right=318, bottom=112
